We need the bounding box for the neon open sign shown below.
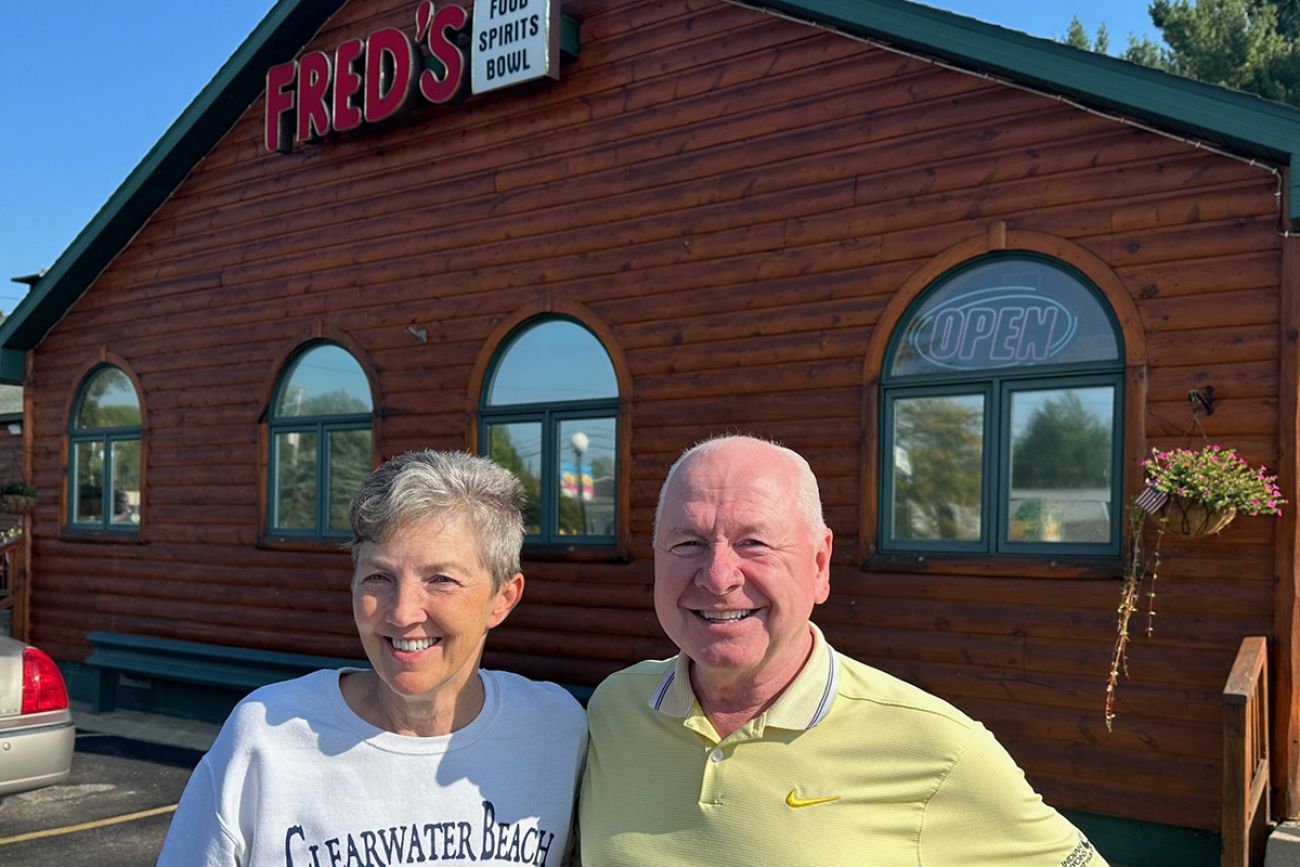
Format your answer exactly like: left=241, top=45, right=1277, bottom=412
left=906, top=286, right=1080, bottom=370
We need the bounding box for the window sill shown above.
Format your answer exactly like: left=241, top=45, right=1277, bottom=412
left=59, top=529, right=146, bottom=545
left=257, top=535, right=352, bottom=555
left=521, top=544, right=630, bottom=564
left=862, top=551, right=1123, bottom=580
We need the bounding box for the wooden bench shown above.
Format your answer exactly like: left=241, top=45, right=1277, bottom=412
left=86, top=632, right=365, bottom=714
left=85, top=631, right=595, bottom=712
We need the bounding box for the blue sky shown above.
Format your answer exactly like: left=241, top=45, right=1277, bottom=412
left=1, top=1, right=1164, bottom=316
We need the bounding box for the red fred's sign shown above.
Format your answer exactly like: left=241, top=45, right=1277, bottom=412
left=265, top=0, right=469, bottom=153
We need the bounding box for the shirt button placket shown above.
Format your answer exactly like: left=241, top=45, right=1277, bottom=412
left=699, top=745, right=725, bottom=807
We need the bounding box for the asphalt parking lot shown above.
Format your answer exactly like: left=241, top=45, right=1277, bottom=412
left=0, top=731, right=204, bottom=866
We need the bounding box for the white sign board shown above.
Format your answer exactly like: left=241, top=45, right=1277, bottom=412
left=471, top=0, right=560, bottom=94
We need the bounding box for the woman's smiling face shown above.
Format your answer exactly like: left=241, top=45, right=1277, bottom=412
left=351, top=515, right=521, bottom=710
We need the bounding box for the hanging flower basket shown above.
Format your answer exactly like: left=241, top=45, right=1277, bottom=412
left=1157, top=494, right=1236, bottom=536
left=1106, top=445, right=1284, bottom=731
left=1, top=494, right=36, bottom=515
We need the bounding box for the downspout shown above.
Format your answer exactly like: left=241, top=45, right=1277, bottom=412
left=1275, top=154, right=1300, bottom=819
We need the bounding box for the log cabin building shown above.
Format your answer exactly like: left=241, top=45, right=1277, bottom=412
left=3, top=0, right=1300, bottom=862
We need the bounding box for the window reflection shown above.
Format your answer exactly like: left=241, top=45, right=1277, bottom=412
left=76, top=367, right=141, bottom=429
left=274, top=431, right=318, bottom=530
left=481, top=317, right=619, bottom=546
left=488, top=422, right=543, bottom=535
left=110, top=440, right=141, bottom=525
left=891, top=394, right=984, bottom=542
left=329, top=429, right=372, bottom=531
left=275, top=344, right=372, bottom=417
left=881, top=253, right=1124, bottom=557
left=486, top=320, right=618, bottom=406
left=1008, top=387, right=1114, bottom=544
left=69, top=364, right=144, bottom=533
left=557, top=419, right=616, bottom=537
left=268, top=342, right=373, bottom=538
left=74, top=441, right=105, bottom=524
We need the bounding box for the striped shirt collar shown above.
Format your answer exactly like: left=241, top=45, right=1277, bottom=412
left=648, top=623, right=840, bottom=731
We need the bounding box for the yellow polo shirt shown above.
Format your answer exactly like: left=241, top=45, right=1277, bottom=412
left=578, top=626, right=1105, bottom=866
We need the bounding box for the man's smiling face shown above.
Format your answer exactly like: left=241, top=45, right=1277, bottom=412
left=653, top=440, right=832, bottom=696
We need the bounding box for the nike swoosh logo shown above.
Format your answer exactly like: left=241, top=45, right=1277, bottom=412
left=785, top=789, right=841, bottom=808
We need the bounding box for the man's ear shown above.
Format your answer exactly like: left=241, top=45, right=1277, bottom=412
left=489, top=573, right=525, bottom=628
left=813, top=527, right=832, bottom=604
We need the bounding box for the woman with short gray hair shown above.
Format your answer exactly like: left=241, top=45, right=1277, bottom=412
left=350, top=449, right=526, bottom=590
left=160, top=450, right=586, bottom=867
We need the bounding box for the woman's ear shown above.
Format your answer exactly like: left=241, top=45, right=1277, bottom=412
left=488, top=572, right=525, bottom=628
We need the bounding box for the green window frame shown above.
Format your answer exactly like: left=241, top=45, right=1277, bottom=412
left=880, top=253, right=1125, bottom=558
left=480, top=316, right=620, bottom=547
left=68, top=365, right=143, bottom=533
left=267, top=341, right=374, bottom=540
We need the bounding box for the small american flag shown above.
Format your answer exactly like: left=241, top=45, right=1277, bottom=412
left=1135, top=484, right=1168, bottom=515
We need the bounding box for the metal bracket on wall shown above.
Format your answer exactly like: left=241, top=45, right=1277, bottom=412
left=1188, top=385, right=1215, bottom=416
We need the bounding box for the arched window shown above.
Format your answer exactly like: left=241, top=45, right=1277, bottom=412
left=69, top=365, right=143, bottom=531
left=881, top=254, right=1124, bottom=556
left=268, top=342, right=373, bottom=539
left=480, top=317, right=619, bottom=545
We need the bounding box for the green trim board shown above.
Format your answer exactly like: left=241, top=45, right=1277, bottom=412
left=560, top=13, right=581, bottom=59
left=1, top=0, right=1297, bottom=376
left=1292, top=153, right=1300, bottom=222
left=0, top=349, right=23, bottom=384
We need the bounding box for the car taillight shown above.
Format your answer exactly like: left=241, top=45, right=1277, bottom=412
left=22, top=647, right=69, bottom=714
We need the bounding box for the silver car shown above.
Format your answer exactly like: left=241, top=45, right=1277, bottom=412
left=0, top=635, right=74, bottom=796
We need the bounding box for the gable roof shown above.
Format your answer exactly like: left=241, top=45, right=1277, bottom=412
left=3, top=0, right=1298, bottom=382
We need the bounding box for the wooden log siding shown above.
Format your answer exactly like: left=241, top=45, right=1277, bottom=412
left=21, top=0, right=1290, bottom=831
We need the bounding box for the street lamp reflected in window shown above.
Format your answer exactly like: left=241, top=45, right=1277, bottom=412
left=571, top=430, right=589, bottom=534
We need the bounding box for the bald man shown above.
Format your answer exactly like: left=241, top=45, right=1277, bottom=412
left=578, top=435, right=1105, bottom=867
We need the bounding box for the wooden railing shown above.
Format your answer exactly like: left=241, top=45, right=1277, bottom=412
left=0, top=531, right=25, bottom=639
left=1222, top=635, right=1271, bottom=867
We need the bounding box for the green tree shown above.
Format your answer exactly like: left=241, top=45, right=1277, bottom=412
left=273, top=432, right=318, bottom=529
left=489, top=426, right=541, bottom=533
left=327, top=429, right=372, bottom=531
left=1064, top=0, right=1300, bottom=106
left=557, top=491, right=585, bottom=535
left=893, top=397, right=984, bottom=541
left=1010, top=392, right=1111, bottom=489
left=1065, top=16, right=1110, bottom=52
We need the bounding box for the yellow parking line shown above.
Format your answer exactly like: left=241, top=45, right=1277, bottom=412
left=0, top=804, right=177, bottom=845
